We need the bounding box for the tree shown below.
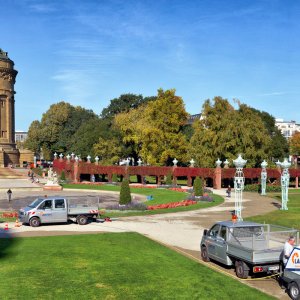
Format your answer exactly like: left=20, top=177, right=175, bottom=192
left=193, top=177, right=203, bottom=196
left=247, top=108, right=289, bottom=160
left=24, top=120, right=42, bottom=153
left=114, top=89, right=189, bottom=165
left=290, top=131, right=300, bottom=156
left=119, top=178, right=131, bottom=205
left=188, top=97, right=272, bottom=167
left=101, top=94, right=155, bottom=120
left=25, top=101, right=100, bottom=160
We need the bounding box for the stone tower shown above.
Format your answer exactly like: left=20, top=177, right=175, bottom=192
left=0, top=48, right=19, bottom=166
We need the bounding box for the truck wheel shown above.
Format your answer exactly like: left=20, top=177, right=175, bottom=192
left=77, top=215, right=88, bottom=225
left=201, top=246, right=210, bottom=262
left=289, top=282, right=300, bottom=300
left=235, top=261, right=249, bottom=279
left=29, top=217, right=41, bottom=227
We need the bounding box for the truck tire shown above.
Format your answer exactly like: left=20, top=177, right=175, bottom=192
left=201, top=246, right=210, bottom=262
left=29, top=217, right=41, bottom=227
left=77, top=215, right=88, bottom=225
left=235, top=261, right=249, bottom=279
left=289, top=282, right=300, bottom=300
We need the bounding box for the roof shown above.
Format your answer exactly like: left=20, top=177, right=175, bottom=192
left=0, top=48, right=12, bottom=62
left=215, top=220, right=264, bottom=228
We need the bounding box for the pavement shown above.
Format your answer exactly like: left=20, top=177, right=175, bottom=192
left=0, top=167, right=291, bottom=299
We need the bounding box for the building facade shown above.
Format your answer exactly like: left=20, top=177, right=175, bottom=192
left=275, top=118, right=300, bottom=139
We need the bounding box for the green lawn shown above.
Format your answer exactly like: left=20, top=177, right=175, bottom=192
left=62, top=184, right=224, bottom=217
left=0, top=233, right=274, bottom=300
left=247, top=193, right=300, bottom=230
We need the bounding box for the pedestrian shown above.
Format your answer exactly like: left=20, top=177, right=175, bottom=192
left=226, top=185, right=231, bottom=197
left=7, top=189, right=12, bottom=202
left=283, top=236, right=295, bottom=266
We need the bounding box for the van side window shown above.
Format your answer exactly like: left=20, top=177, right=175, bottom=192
left=219, top=226, right=227, bottom=240
left=209, top=224, right=220, bottom=237
left=55, top=199, right=65, bottom=209
left=39, top=200, right=52, bottom=209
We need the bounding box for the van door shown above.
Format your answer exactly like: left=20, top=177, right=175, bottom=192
left=37, top=199, right=53, bottom=223
left=53, top=199, right=67, bottom=222
left=214, top=225, right=228, bottom=264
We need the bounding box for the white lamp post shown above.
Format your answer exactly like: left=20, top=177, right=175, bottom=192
left=54, top=152, right=58, bottom=159
left=59, top=153, right=63, bottom=160
left=137, top=158, right=142, bottom=166
left=261, top=160, right=268, bottom=196
left=215, top=158, right=222, bottom=167
left=277, top=158, right=291, bottom=210
left=173, top=158, right=178, bottom=167
left=233, top=154, right=247, bottom=221
left=87, top=155, right=91, bottom=163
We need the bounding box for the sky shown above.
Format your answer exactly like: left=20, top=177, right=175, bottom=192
left=1, top=0, right=300, bottom=130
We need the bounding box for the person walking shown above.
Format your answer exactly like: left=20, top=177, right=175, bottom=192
left=226, top=185, right=232, bottom=197
left=7, top=189, right=12, bottom=202
left=283, top=236, right=295, bottom=266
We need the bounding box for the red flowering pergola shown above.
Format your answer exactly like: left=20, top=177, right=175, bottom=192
left=53, top=158, right=300, bottom=188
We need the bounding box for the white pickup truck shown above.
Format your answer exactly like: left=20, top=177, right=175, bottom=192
left=200, top=220, right=298, bottom=278
left=18, top=197, right=99, bottom=227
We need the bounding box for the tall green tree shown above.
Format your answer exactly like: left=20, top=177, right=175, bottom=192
left=290, top=131, right=300, bottom=156
left=188, top=97, right=272, bottom=167
left=114, top=89, right=188, bottom=166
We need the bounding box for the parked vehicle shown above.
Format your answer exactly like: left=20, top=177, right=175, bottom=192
left=19, top=197, right=99, bottom=227
left=200, top=221, right=298, bottom=278
left=280, top=247, right=300, bottom=300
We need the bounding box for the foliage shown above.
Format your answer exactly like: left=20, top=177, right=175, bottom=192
left=115, top=89, right=189, bottom=166
left=248, top=108, right=289, bottom=161
left=290, top=131, right=300, bottom=156
left=0, top=233, right=272, bottom=300
left=188, top=98, right=272, bottom=167
left=119, top=178, right=132, bottom=205
left=60, top=170, right=66, bottom=181
left=25, top=101, right=99, bottom=160
left=166, top=172, right=172, bottom=185
left=244, top=184, right=281, bottom=193
left=193, top=176, right=203, bottom=196
left=112, top=173, right=118, bottom=182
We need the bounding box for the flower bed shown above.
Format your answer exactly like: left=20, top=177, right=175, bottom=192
left=147, top=200, right=197, bottom=210
left=1, top=212, right=18, bottom=218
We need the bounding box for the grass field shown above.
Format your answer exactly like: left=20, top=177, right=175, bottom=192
left=62, top=184, right=224, bottom=217
left=0, top=233, right=274, bottom=300
left=247, top=192, right=300, bottom=230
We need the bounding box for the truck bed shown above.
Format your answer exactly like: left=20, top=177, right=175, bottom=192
left=68, top=204, right=98, bottom=215
left=227, top=242, right=282, bottom=264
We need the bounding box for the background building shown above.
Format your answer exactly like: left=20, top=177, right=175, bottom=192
left=275, top=118, right=300, bottom=139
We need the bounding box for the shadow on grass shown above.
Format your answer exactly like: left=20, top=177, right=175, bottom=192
left=0, top=231, right=20, bottom=260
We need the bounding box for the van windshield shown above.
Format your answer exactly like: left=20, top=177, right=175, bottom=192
left=28, top=198, right=44, bottom=208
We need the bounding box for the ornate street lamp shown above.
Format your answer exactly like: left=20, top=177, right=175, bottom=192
left=74, top=155, right=79, bottom=162
left=215, top=158, right=222, bottom=167
left=95, top=156, right=99, bottom=164
left=261, top=160, right=268, bottom=195
left=59, top=153, right=63, bottom=160
left=277, top=158, right=291, bottom=210
left=66, top=154, right=71, bottom=161
left=137, top=158, right=142, bottom=166
left=189, top=158, right=195, bottom=167
left=87, top=155, right=91, bottom=163
left=233, top=154, right=247, bottom=221
left=71, top=152, right=75, bottom=160
left=173, top=158, right=178, bottom=166
left=54, top=152, right=58, bottom=159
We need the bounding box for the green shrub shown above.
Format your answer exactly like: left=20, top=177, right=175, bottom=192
left=119, top=179, right=132, bottom=205
left=112, top=174, right=118, bottom=182
left=244, top=184, right=281, bottom=193
left=193, top=177, right=203, bottom=196
left=166, top=172, right=172, bottom=185
left=60, top=170, right=66, bottom=181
